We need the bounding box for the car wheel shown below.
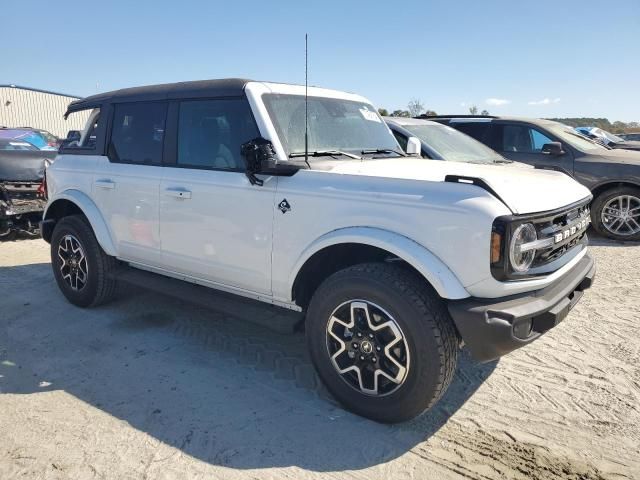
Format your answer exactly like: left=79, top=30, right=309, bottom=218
left=591, top=186, right=640, bottom=241
left=50, top=215, right=119, bottom=307
left=306, top=263, right=459, bottom=423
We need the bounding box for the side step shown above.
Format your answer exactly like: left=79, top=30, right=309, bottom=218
left=115, top=267, right=303, bottom=334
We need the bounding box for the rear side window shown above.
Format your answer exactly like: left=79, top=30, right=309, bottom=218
left=176, top=98, right=259, bottom=170
left=108, top=102, right=167, bottom=164
left=452, top=122, right=490, bottom=143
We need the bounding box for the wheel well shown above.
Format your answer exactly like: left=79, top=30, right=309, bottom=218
left=292, top=243, right=428, bottom=309
left=591, top=181, right=640, bottom=200
left=42, top=199, right=85, bottom=242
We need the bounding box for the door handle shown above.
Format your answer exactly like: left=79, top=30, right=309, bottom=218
left=164, top=188, right=192, bottom=199
left=95, top=179, right=115, bottom=189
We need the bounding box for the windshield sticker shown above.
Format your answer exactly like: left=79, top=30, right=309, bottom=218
left=359, top=108, right=381, bottom=123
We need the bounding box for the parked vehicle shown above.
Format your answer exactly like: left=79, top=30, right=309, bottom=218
left=385, top=117, right=512, bottom=164
left=41, top=79, right=595, bottom=422
left=575, top=126, right=640, bottom=151
left=0, top=127, right=60, bottom=150
left=618, top=132, right=640, bottom=141
left=0, top=138, right=55, bottom=239
left=430, top=115, right=640, bottom=241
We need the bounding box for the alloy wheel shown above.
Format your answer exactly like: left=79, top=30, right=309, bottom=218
left=326, top=300, right=410, bottom=396
left=58, top=234, right=89, bottom=291
left=601, top=195, right=640, bottom=236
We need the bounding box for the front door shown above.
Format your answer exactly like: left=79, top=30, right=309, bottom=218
left=492, top=123, right=574, bottom=176
left=159, top=98, right=275, bottom=295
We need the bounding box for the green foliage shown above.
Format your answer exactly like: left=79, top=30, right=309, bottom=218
left=391, top=110, right=411, bottom=118
left=378, top=108, right=389, bottom=117
left=480, top=109, right=490, bottom=116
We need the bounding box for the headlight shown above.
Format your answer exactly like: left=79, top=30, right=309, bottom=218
left=509, top=223, right=537, bottom=272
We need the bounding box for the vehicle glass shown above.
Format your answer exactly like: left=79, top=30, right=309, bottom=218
left=502, top=125, right=553, bottom=153
left=0, top=139, right=38, bottom=151
left=262, top=94, right=399, bottom=158
left=453, top=122, right=490, bottom=142
left=0, top=129, right=53, bottom=150
left=177, top=98, right=259, bottom=170
left=404, top=123, right=503, bottom=163
left=109, top=103, right=167, bottom=164
left=548, top=125, right=608, bottom=152
left=597, top=128, right=624, bottom=143
left=392, top=130, right=408, bottom=151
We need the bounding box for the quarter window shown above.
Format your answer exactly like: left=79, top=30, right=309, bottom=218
left=177, top=98, right=259, bottom=170
left=109, top=102, right=167, bottom=164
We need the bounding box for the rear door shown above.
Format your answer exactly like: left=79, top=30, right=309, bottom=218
left=159, top=97, right=275, bottom=295
left=92, top=101, right=166, bottom=265
left=490, top=122, right=574, bottom=175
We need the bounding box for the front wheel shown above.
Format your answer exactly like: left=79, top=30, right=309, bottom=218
left=306, top=263, right=459, bottom=423
left=591, top=186, right=640, bottom=241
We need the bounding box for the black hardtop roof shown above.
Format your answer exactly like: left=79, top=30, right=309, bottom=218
left=65, top=78, right=252, bottom=117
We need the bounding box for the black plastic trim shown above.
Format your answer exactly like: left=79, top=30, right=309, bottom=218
left=448, top=252, right=595, bottom=362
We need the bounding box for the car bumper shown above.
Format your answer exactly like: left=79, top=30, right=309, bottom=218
left=448, top=252, right=595, bottom=362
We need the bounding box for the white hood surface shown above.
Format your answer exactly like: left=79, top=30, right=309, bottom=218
left=329, top=158, right=591, bottom=215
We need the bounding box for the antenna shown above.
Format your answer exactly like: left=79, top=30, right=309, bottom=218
left=304, top=33, right=309, bottom=166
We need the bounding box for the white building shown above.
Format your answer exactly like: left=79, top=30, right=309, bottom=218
left=0, top=85, right=90, bottom=138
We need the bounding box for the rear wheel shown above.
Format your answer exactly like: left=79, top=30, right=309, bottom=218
left=51, top=215, right=119, bottom=307
left=306, top=263, right=459, bottom=423
left=591, top=186, right=640, bottom=241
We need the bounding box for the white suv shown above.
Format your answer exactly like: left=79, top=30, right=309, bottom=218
left=41, top=79, right=595, bottom=422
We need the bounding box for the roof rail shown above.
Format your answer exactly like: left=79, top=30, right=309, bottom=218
left=416, top=114, right=498, bottom=119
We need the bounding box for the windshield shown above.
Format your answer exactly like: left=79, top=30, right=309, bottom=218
left=262, top=94, right=399, bottom=158
left=549, top=125, right=609, bottom=152
left=0, top=139, right=38, bottom=151
left=0, top=129, right=56, bottom=150
left=597, top=128, right=624, bottom=143
left=404, top=123, right=504, bottom=163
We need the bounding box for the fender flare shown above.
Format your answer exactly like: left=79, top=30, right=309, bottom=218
left=288, top=227, right=469, bottom=300
left=44, top=189, right=117, bottom=256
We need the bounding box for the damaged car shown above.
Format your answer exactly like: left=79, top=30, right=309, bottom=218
left=0, top=138, right=55, bottom=239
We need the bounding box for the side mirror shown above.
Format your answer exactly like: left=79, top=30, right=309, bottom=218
left=61, top=130, right=82, bottom=148
left=541, top=142, right=565, bottom=156
left=406, top=136, right=421, bottom=156
left=241, top=137, right=301, bottom=186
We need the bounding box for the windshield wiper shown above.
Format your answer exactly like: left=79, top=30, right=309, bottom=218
left=289, top=150, right=362, bottom=160
left=360, top=148, right=406, bottom=157
left=493, top=158, right=513, bottom=164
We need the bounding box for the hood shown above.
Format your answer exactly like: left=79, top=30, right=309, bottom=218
left=591, top=147, right=640, bottom=164
left=329, top=158, right=591, bottom=215
left=611, top=140, right=640, bottom=151
left=0, top=150, right=57, bottom=182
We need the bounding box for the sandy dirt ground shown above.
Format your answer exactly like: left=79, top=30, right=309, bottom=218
left=0, top=236, right=638, bottom=479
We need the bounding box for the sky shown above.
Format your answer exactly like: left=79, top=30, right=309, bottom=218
left=3, top=0, right=639, bottom=122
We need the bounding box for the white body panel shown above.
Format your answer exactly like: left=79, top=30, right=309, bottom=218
left=45, top=81, right=593, bottom=308
left=159, top=168, right=275, bottom=294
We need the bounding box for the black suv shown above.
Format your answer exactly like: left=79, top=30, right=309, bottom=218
left=429, top=115, right=640, bottom=241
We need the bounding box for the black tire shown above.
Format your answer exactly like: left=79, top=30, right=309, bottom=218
left=591, top=186, right=640, bottom=241
left=50, top=215, right=118, bottom=307
left=306, top=263, right=459, bottom=423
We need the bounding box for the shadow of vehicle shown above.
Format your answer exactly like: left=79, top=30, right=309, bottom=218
left=0, top=262, right=497, bottom=472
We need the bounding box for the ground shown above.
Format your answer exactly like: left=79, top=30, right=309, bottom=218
left=0, top=237, right=638, bottom=480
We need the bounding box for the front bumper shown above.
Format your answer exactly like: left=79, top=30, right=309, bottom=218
left=448, top=252, right=595, bottom=362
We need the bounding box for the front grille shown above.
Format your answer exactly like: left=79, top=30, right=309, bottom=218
left=532, top=202, right=590, bottom=268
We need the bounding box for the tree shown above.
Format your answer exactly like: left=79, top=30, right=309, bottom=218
left=407, top=98, right=425, bottom=117
left=423, top=110, right=437, bottom=117
left=378, top=108, right=389, bottom=116
left=480, top=109, right=490, bottom=116
left=469, top=105, right=478, bottom=115
left=391, top=110, right=411, bottom=118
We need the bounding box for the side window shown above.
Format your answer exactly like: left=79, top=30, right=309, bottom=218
left=63, top=108, right=101, bottom=150
left=109, top=102, right=167, bottom=164
left=454, top=123, right=490, bottom=142
left=177, top=98, right=259, bottom=170
left=392, top=130, right=408, bottom=152
left=502, top=125, right=553, bottom=153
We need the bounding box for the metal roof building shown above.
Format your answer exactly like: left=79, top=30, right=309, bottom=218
left=0, top=85, right=91, bottom=138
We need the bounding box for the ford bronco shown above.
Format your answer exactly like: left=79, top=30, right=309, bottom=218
left=41, top=79, right=595, bottom=422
